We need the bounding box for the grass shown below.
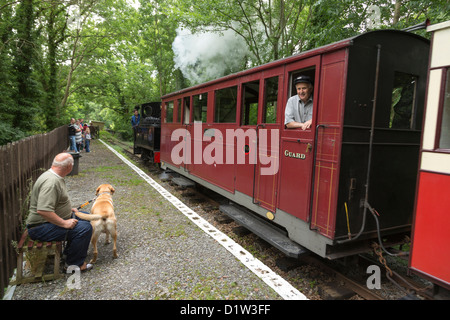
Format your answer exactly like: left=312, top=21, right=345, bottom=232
left=155, top=274, right=262, bottom=300
left=163, top=224, right=187, bottom=239
left=83, top=163, right=144, bottom=188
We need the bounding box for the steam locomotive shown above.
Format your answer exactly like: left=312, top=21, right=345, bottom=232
left=133, top=102, right=161, bottom=163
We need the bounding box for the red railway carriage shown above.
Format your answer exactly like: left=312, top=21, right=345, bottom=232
left=410, top=20, right=450, bottom=291
left=160, top=30, right=429, bottom=259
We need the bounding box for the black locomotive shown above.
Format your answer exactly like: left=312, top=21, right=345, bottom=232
left=133, top=102, right=161, bottom=163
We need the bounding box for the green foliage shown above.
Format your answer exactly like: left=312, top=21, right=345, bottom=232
left=0, top=0, right=449, bottom=145
left=8, top=0, right=42, bottom=136
left=0, top=124, right=27, bottom=146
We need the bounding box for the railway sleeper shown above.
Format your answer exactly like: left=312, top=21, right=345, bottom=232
left=318, top=281, right=356, bottom=300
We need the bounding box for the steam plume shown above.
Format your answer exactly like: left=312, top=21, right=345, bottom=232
left=172, top=27, right=250, bottom=85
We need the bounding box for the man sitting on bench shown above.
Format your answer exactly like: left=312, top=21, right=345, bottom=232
left=25, top=153, right=93, bottom=271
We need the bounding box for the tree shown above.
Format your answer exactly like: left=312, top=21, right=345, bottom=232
left=170, top=0, right=317, bottom=66
left=63, top=0, right=164, bottom=139
left=171, top=0, right=450, bottom=69
left=12, top=0, right=41, bottom=133
left=1, top=0, right=449, bottom=145
left=0, top=1, right=20, bottom=144
left=60, top=0, right=100, bottom=111
left=38, top=0, right=71, bottom=129
left=138, top=0, right=179, bottom=95
left=305, top=0, right=450, bottom=50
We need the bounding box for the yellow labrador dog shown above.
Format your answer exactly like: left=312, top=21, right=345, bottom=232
left=75, top=184, right=118, bottom=263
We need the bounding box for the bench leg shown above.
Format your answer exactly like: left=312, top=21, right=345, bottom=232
left=53, top=242, right=62, bottom=278
left=16, top=249, right=24, bottom=284
left=34, top=247, right=46, bottom=279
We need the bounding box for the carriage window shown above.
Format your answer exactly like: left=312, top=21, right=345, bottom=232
left=165, top=101, right=174, bottom=123
left=263, top=77, right=278, bottom=123
left=177, top=99, right=182, bottom=123
left=242, top=80, right=259, bottom=125
left=390, top=72, right=417, bottom=129
left=183, top=97, right=190, bottom=124
left=215, top=86, right=237, bottom=123
left=193, top=93, right=208, bottom=123
left=439, top=69, right=450, bottom=149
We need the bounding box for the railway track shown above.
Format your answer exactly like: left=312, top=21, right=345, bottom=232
left=106, top=137, right=434, bottom=300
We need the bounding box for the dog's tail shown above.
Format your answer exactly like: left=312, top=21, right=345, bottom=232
left=74, top=211, right=103, bottom=221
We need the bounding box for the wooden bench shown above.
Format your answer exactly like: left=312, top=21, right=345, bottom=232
left=10, top=230, right=64, bottom=285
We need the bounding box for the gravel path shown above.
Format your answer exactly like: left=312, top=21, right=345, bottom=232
left=11, top=140, right=282, bottom=300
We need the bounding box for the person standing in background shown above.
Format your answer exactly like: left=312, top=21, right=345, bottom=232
left=68, top=118, right=77, bottom=151
left=84, top=127, right=91, bottom=153
left=75, top=119, right=82, bottom=152
left=131, top=109, right=140, bottom=142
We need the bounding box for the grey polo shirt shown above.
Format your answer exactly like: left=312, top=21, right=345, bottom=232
left=284, top=95, right=313, bottom=125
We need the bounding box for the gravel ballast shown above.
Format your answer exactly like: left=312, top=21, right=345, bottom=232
left=10, top=140, right=283, bottom=300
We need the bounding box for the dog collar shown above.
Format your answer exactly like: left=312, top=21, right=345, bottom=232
left=97, top=192, right=112, bottom=197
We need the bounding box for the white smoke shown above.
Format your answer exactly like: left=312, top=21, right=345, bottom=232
left=172, top=27, right=250, bottom=85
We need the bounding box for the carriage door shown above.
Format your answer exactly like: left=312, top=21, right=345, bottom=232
left=251, top=74, right=282, bottom=213
left=278, top=57, right=320, bottom=222
left=182, top=96, right=191, bottom=172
